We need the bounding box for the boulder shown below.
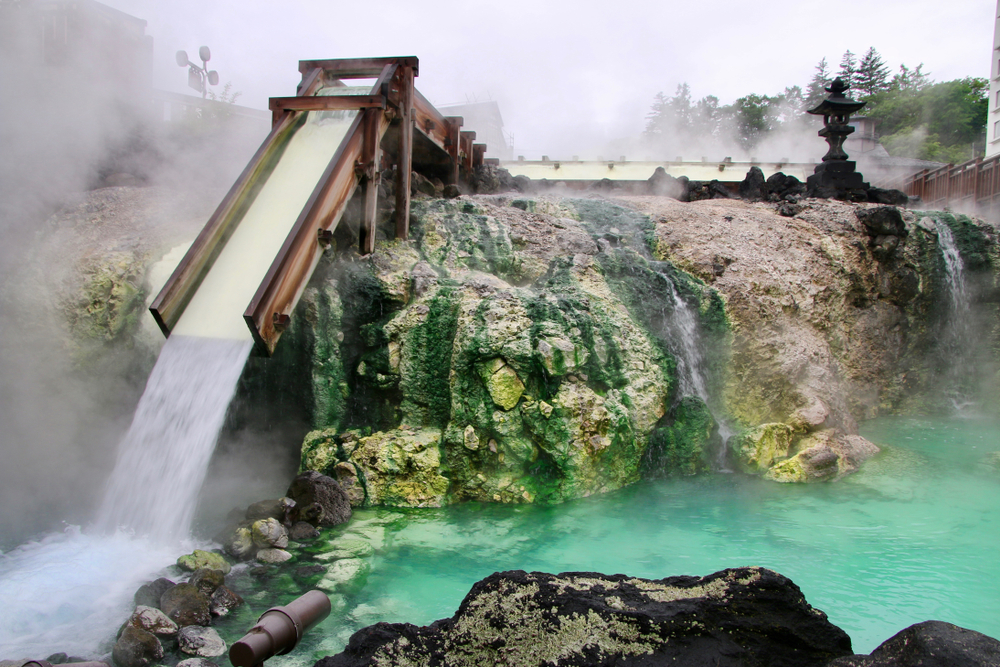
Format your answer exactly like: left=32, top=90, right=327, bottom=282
left=160, top=582, right=211, bottom=627
left=289, top=520, right=322, bottom=540
left=124, top=605, right=178, bottom=639
left=188, top=568, right=225, bottom=597
left=256, top=548, right=293, bottom=564
left=287, top=471, right=353, bottom=526
left=245, top=498, right=289, bottom=522
left=827, top=620, right=1000, bottom=666
left=209, top=585, right=245, bottom=617
left=739, top=166, right=767, bottom=201
left=178, top=625, right=227, bottom=658
left=766, top=172, right=806, bottom=201
left=646, top=166, right=685, bottom=198
left=112, top=626, right=163, bottom=667
left=225, top=524, right=255, bottom=560
left=332, top=462, right=366, bottom=508
left=316, top=567, right=852, bottom=667
left=177, top=550, right=231, bottom=575
left=133, top=577, right=175, bottom=609
left=251, top=517, right=289, bottom=549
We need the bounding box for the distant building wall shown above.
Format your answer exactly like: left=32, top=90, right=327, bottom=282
left=988, top=0, right=1000, bottom=158
left=437, top=101, right=513, bottom=160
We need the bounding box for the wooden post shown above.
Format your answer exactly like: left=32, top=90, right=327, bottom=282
left=445, top=117, right=463, bottom=185
left=359, top=108, right=381, bottom=255
left=394, top=66, right=415, bottom=240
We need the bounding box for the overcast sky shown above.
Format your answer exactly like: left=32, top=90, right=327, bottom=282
left=105, top=0, right=993, bottom=159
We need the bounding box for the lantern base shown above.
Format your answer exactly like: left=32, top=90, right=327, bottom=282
left=807, top=160, right=869, bottom=200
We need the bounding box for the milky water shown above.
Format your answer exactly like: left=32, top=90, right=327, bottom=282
left=935, top=219, right=976, bottom=411
left=96, top=335, right=252, bottom=542
left=204, top=415, right=999, bottom=665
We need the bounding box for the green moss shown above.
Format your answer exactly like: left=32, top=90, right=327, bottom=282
left=644, top=396, right=715, bottom=476
left=400, top=287, right=461, bottom=427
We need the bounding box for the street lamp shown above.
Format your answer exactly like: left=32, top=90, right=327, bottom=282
left=176, top=45, right=219, bottom=99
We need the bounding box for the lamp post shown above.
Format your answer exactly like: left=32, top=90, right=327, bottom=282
left=806, top=78, right=869, bottom=199
left=176, top=46, right=219, bottom=99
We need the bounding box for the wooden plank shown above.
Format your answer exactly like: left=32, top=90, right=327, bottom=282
left=297, top=67, right=323, bottom=96
left=269, top=95, right=386, bottom=112
left=473, top=144, right=486, bottom=169
left=245, top=76, right=395, bottom=355
left=149, top=110, right=300, bottom=336
left=395, top=66, right=415, bottom=241
left=460, top=131, right=475, bottom=172
left=298, top=56, right=419, bottom=79
left=412, top=88, right=449, bottom=152
left=360, top=108, right=382, bottom=255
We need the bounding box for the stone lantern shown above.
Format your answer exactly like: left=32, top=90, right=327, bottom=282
left=806, top=78, right=869, bottom=199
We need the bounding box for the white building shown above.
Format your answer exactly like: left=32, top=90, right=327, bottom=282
left=988, top=0, right=1000, bottom=157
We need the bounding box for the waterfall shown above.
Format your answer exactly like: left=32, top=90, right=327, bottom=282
left=934, top=219, right=974, bottom=411
left=661, top=275, right=734, bottom=470
left=96, top=335, right=252, bottom=542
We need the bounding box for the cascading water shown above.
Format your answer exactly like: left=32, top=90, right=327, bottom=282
left=935, top=218, right=974, bottom=411
left=661, top=277, right=734, bottom=469
left=96, top=335, right=253, bottom=542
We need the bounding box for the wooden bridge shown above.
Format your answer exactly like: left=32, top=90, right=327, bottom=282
left=150, top=57, right=489, bottom=356
left=893, top=154, right=1000, bottom=221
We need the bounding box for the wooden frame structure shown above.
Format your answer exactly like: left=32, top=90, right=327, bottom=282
left=897, top=155, right=1000, bottom=220
left=149, top=56, right=488, bottom=356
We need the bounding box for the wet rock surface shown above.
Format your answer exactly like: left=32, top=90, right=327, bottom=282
left=316, top=567, right=853, bottom=667
left=112, top=626, right=163, bottom=667
left=827, top=620, right=1000, bottom=667
left=287, top=471, right=352, bottom=526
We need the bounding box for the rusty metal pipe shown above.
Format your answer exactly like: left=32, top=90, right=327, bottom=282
left=229, top=590, right=331, bottom=667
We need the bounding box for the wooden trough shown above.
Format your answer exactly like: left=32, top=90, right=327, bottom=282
left=149, top=56, right=488, bottom=356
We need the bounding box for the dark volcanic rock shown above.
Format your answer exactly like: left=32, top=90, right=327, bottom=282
left=867, top=188, right=908, bottom=206
left=113, top=625, right=163, bottom=667
left=209, top=584, right=244, bottom=617
left=827, top=620, right=1000, bottom=666
left=766, top=172, right=807, bottom=201
left=857, top=206, right=908, bottom=261
left=469, top=164, right=516, bottom=194
left=160, top=582, right=211, bottom=627
left=245, top=498, right=286, bottom=522
left=188, top=568, right=225, bottom=597
left=134, top=577, right=175, bottom=609
left=316, top=567, right=853, bottom=667
left=287, top=471, right=352, bottom=526
left=647, top=166, right=685, bottom=198
left=739, top=166, right=767, bottom=201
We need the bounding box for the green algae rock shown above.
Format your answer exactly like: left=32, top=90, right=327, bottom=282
left=646, top=396, right=715, bottom=476
left=177, top=550, right=231, bottom=575
left=348, top=428, right=449, bottom=507
left=317, top=557, right=371, bottom=595
left=314, top=537, right=374, bottom=561
left=733, top=423, right=795, bottom=474
left=478, top=358, right=525, bottom=410
left=300, top=428, right=341, bottom=475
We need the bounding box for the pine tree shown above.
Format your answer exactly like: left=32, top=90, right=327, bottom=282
left=855, top=47, right=891, bottom=98
left=805, top=57, right=831, bottom=109
left=838, top=50, right=857, bottom=90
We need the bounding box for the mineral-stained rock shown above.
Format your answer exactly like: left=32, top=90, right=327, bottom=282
left=734, top=423, right=795, bottom=473
left=113, top=625, right=163, bottom=667
left=289, top=520, right=321, bottom=540
left=225, top=524, right=255, bottom=560
left=348, top=428, right=449, bottom=507
left=827, top=620, right=1000, bottom=666
left=287, top=471, right=352, bottom=526
left=251, top=517, right=289, bottom=549
left=134, top=577, right=175, bottom=609
left=332, top=462, right=366, bottom=507
left=317, top=558, right=372, bottom=595
left=314, top=537, right=375, bottom=561
left=160, top=583, right=211, bottom=627
left=315, top=567, right=853, bottom=667
left=178, top=625, right=227, bottom=658
left=125, top=605, right=178, bottom=638
left=188, top=568, right=225, bottom=597
left=209, top=585, right=244, bottom=617
left=177, top=550, right=231, bottom=574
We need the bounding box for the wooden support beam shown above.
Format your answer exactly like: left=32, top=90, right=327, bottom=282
left=297, top=66, right=323, bottom=96
left=473, top=144, right=486, bottom=169
left=298, top=56, right=419, bottom=79
left=395, top=66, right=415, bottom=241
left=150, top=111, right=300, bottom=336
left=460, top=131, right=476, bottom=173
left=412, top=89, right=450, bottom=152
left=359, top=108, right=381, bottom=255
left=445, top=116, right=463, bottom=185
left=269, top=95, right=386, bottom=113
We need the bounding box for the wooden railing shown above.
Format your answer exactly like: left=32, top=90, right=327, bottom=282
left=898, top=155, right=1000, bottom=220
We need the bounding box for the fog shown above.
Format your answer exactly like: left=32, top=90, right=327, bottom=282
left=0, top=0, right=993, bottom=545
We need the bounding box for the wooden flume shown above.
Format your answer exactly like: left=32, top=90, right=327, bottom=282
left=149, top=56, right=489, bottom=356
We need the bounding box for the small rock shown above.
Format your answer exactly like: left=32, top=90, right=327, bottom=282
left=125, top=605, right=178, bottom=639
left=463, top=424, right=479, bottom=451
left=443, top=184, right=462, bottom=199
left=225, top=525, right=255, bottom=560
left=289, top=521, right=321, bottom=540
left=188, top=568, right=225, bottom=597
left=538, top=401, right=554, bottom=418
left=256, top=548, right=293, bottom=564
left=177, top=550, right=231, bottom=575
left=134, top=577, right=175, bottom=609
left=160, top=583, right=211, bottom=627
left=251, top=517, right=289, bottom=549
left=178, top=625, right=227, bottom=658
left=112, top=625, right=163, bottom=667
left=209, top=584, right=244, bottom=617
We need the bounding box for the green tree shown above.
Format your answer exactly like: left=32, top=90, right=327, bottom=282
left=855, top=47, right=891, bottom=98
left=837, top=50, right=857, bottom=89
left=805, top=57, right=831, bottom=109
left=728, top=94, right=775, bottom=150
